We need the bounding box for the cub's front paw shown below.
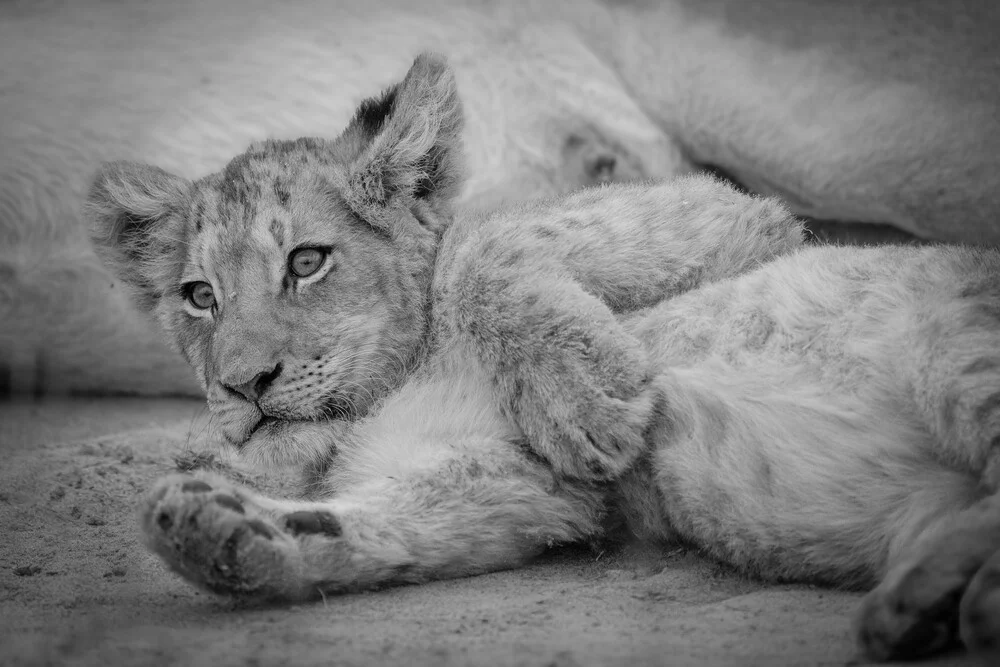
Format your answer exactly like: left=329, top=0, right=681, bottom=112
left=140, top=473, right=324, bottom=600
left=516, top=358, right=659, bottom=481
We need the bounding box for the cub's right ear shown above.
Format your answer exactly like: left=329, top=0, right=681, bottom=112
left=337, top=52, right=464, bottom=236
left=87, top=161, right=191, bottom=312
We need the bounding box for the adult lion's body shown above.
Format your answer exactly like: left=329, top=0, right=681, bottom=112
left=2, top=0, right=999, bottom=396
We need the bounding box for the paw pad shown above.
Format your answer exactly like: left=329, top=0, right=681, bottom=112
left=245, top=519, right=275, bottom=540
left=283, top=511, right=342, bottom=537
left=213, top=494, right=245, bottom=514
left=182, top=480, right=213, bottom=493
left=141, top=474, right=298, bottom=598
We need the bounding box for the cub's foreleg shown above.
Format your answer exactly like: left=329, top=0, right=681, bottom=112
left=139, top=447, right=599, bottom=601
left=440, top=175, right=802, bottom=481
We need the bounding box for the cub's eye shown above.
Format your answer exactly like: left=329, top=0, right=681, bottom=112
left=288, top=247, right=328, bottom=278
left=185, top=281, right=216, bottom=310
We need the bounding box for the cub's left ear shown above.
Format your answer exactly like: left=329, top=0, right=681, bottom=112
left=338, top=52, right=464, bottom=234
left=87, top=161, right=191, bottom=312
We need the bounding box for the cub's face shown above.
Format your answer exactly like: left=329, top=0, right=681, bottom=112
left=88, top=54, right=463, bottom=463
left=168, top=143, right=436, bottom=449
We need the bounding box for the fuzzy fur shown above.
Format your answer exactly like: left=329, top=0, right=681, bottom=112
left=3, top=0, right=1000, bottom=396
left=87, top=56, right=1000, bottom=662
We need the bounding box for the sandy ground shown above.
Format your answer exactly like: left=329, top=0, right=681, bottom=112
left=0, top=396, right=982, bottom=667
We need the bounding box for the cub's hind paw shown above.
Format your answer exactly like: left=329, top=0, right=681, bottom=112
left=961, top=548, right=1000, bottom=657
left=140, top=473, right=306, bottom=599
left=855, top=559, right=962, bottom=661
left=856, top=546, right=1000, bottom=661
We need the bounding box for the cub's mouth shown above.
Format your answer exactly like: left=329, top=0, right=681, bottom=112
left=247, top=415, right=284, bottom=441
left=237, top=397, right=358, bottom=447
left=225, top=415, right=284, bottom=449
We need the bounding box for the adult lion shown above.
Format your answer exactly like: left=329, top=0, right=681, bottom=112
left=1, top=0, right=998, bottom=397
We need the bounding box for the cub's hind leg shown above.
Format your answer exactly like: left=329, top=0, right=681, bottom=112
left=855, top=248, right=1000, bottom=660
left=902, top=248, right=1000, bottom=487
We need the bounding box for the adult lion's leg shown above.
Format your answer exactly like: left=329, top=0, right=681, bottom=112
left=138, top=444, right=600, bottom=601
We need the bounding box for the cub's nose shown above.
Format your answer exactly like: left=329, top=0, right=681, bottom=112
left=223, top=363, right=283, bottom=402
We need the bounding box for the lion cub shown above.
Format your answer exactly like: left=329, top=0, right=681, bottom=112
left=89, top=54, right=1000, bottom=661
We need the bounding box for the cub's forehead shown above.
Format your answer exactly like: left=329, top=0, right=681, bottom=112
left=179, top=138, right=355, bottom=274
left=191, top=138, right=338, bottom=230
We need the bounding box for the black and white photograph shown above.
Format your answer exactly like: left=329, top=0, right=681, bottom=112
left=2, top=1, right=999, bottom=665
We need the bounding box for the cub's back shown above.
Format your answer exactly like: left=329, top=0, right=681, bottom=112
left=626, top=244, right=1000, bottom=396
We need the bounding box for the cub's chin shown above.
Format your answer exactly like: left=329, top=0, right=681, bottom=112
left=217, top=404, right=332, bottom=450
left=247, top=415, right=286, bottom=442
left=214, top=395, right=357, bottom=466
left=236, top=418, right=335, bottom=468
left=215, top=402, right=265, bottom=448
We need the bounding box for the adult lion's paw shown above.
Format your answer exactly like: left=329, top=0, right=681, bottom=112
left=140, top=473, right=314, bottom=600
